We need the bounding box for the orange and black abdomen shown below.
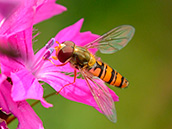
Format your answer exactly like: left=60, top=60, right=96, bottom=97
left=89, top=61, right=129, bottom=88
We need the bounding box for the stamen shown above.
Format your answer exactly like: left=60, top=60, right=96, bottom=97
left=32, top=48, right=54, bottom=75
left=45, top=38, right=55, bottom=49
left=31, top=39, right=57, bottom=76
left=31, top=38, right=55, bottom=69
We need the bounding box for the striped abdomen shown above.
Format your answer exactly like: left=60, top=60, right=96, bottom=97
left=88, top=61, right=129, bottom=88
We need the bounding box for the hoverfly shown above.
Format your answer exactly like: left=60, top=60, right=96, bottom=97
left=47, top=25, right=135, bottom=123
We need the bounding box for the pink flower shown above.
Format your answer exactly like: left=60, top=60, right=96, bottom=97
left=1, top=18, right=119, bottom=112
left=0, top=0, right=66, bottom=107
left=0, top=74, right=44, bottom=129
left=0, top=0, right=66, bottom=128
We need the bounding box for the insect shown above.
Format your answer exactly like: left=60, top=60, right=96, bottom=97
left=47, top=25, right=135, bottom=123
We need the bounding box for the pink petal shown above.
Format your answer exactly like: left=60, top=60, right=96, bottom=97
left=40, top=71, right=97, bottom=105
left=54, top=19, right=99, bottom=54
left=0, top=0, right=66, bottom=35
left=7, top=26, right=34, bottom=63
left=0, top=73, right=6, bottom=84
left=39, top=68, right=118, bottom=111
left=0, top=74, right=9, bottom=113
left=0, top=78, right=44, bottom=129
left=34, top=0, right=67, bottom=24
left=0, top=55, right=25, bottom=77
left=11, top=68, right=52, bottom=108
left=0, top=0, right=21, bottom=17
left=55, top=19, right=84, bottom=43
left=0, top=27, right=34, bottom=75
left=0, top=119, right=8, bottom=129
left=0, top=0, right=35, bottom=35
left=37, top=50, right=118, bottom=112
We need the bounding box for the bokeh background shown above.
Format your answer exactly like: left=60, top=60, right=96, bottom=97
left=9, top=0, right=172, bottom=129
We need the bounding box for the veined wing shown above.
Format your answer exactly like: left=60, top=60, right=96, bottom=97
left=84, top=25, right=135, bottom=54
left=80, top=68, right=117, bottom=123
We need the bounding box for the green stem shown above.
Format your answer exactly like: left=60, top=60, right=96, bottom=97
left=31, top=91, right=57, bottom=107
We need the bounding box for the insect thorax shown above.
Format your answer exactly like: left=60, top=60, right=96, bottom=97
left=70, top=46, right=96, bottom=69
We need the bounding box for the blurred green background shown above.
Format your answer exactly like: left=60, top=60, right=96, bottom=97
left=9, top=0, right=172, bottom=129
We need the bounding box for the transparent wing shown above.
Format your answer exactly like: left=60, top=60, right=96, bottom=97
left=84, top=25, right=135, bottom=54
left=80, top=68, right=117, bottom=123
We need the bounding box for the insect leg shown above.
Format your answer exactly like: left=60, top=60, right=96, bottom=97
left=56, top=69, right=77, bottom=95
left=45, top=57, right=69, bottom=67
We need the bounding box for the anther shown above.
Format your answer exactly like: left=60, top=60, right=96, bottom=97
left=43, top=48, right=54, bottom=60
left=45, top=38, right=55, bottom=49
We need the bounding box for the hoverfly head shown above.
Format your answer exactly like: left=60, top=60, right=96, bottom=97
left=56, top=41, right=75, bottom=63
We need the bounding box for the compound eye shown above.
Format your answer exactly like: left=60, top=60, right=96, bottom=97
left=57, top=46, right=74, bottom=63
left=63, top=41, right=75, bottom=46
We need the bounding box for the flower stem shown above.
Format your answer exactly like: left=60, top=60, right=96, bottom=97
left=6, top=115, right=15, bottom=124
